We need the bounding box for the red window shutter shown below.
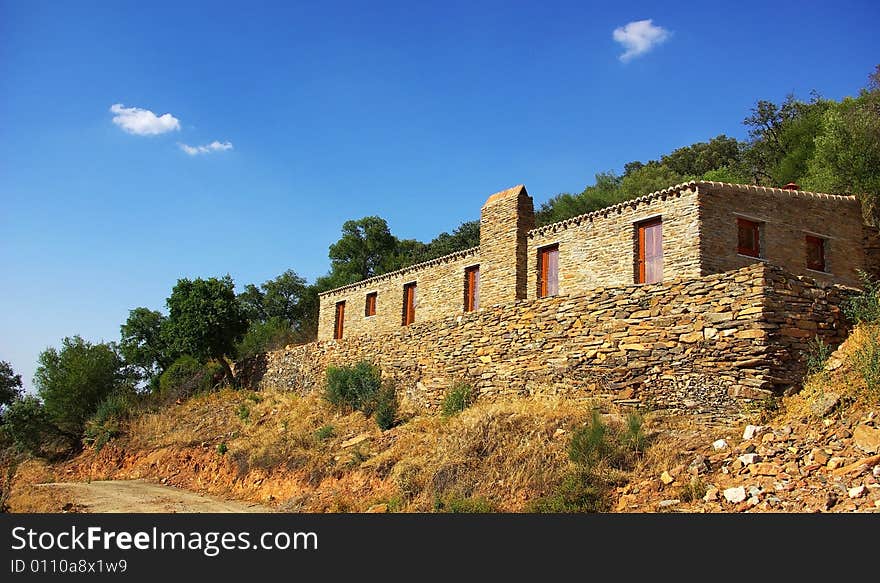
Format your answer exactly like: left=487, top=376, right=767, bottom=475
left=334, top=301, right=345, bottom=339
left=637, top=218, right=663, bottom=284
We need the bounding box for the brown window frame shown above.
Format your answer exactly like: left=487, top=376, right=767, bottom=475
left=805, top=235, right=827, bottom=272
left=333, top=301, right=345, bottom=340
left=365, top=292, right=377, bottom=317
left=737, top=218, right=761, bottom=258
left=464, top=265, right=479, bottom=312
left=402, top=282, right=416, bottom=326
left=538, top=244, right=559, bottom=298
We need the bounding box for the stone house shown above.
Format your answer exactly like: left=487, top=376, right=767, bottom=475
left=246, top=181, right=878, bottom=412
left=318, top=181, right=875, bottom=342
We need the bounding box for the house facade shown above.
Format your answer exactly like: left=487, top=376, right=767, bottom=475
left=318, top=181, right=876, bottom=341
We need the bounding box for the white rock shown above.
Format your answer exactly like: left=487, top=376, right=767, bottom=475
left=873, top=465, right=880, bottom=478
left=848, top=485, right=866, bottom=499
left=658, top=499, right=680, bottom=509
left=723, top=486, right=747, bottom=504
left=738, top=453, right=760, bottom=465
left=712, top=439, right=729, bottom=451
left=743, top=425, right=763, bottom=440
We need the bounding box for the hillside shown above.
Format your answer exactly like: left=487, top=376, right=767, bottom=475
left=4, top=327, right=879, bottom=514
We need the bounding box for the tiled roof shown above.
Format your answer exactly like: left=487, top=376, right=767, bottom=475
left=318, top=246, right=480, bottom=297
left=528, top=181, right=857, bottom=237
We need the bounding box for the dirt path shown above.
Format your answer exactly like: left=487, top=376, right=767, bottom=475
left=34, top=480, right=274, bottom=513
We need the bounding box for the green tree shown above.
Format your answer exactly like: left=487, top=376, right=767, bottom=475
left=236, top=316, right=298, bottom=360
left=33, top=336, right=125, bottom=437
left=743, top=93, right=830, bottom=186
left=804, top=66, right=880, bottom=220
left=162, top=276, right=248, bottom=380
left=536, top=172, right=625, bottom=226
left=660, top=135, right=745, bottom=177
left=1, top=395, right=58, bottom=455
left=327, top=216, right=400, bottom=284
left=119, top=308, right=169, bottom=384
left=0, top=360, right=23, bottom=409
left=619, top=163, right=684, bottom=199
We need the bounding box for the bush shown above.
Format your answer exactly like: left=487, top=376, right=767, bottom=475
left=374, top=384, right=398, bottom=431
left=528, top=470, right=608, bottom=513
left=324, top=361, right=382, bottom=414
left=83, top=390, right=137, bottom=450
left=235, top=317, right=296, bottom=360
left=619, top=412, right=648, bottom=454
left=805, top=336, right=834, bottom=377
left=237, top=404, right=250, bottom=422
left=853, top=327, right=880, bottom=395
left=34, top=336, right=125, bottom=436
left=158, top=356, right=224, bottom=399
left=217, top=442, right=228, bottom=455
left=843, top=271, right=880, bottom=324
left=433, top=494, right=495, bottom=513
left=568, top=410, right=615, bottom=468
left=314, top=425, right=335, bottom=440
left=1, top=396, right=61, bottom=456
left=441, top=382, right=475, bottom=417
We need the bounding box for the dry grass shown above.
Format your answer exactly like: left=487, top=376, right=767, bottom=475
left=362, top=397, right=602, bottom=510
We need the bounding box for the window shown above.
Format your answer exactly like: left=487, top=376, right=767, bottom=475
left=806, top=235, right=826, bottom=272
left=402, top=282, right=416, bottom=326
left=737, top=218, right=761, bottom=258
left=365, top=292, right=377, bottom=317
left=333, top=301, right=345, bottom=340
left=636, top=218, right=663, bottom=284
left=538, top=245, right=559, bottom=298
left=464, top=266, right=480, bottom=312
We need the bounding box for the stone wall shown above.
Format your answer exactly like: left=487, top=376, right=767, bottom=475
left=317, top=248, right=480, bottom=340
left=697, top=183, right=868, bottom=287
left=258, top=264, right=852, bottom=415
left=526, top=185, right=702, bottom=297
left=479, top=185, right=534, bottom=306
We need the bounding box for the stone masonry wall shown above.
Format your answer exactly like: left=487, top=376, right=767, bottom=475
left=698, top=184, right=867, bottom=287
left=526, top=185, right=702, bottom=298
left=317, top=248, right=480, bottom=341
left=479, top=185, right=534, bottom=306
left=259, top=264, right=851, bottom=415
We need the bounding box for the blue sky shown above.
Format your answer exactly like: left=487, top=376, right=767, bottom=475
left=2, top=0, right=878, bottom=391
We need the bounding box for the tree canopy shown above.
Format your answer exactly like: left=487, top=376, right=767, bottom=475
left=162, top=276, right=248, bottom=379
left=33, top=336, right=125, bottom=436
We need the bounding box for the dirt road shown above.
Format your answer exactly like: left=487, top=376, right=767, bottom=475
left=34, top=480, right=273, bottom=513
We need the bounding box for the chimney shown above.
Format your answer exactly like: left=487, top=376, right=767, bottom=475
left=782, top=182, right=799, bottom=190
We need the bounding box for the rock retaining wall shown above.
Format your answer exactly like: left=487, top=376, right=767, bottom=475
left=253, top=264, right=853, bottom=414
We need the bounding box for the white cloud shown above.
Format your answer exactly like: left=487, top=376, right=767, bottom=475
left=178, top=141, right=234, bottom=155
left=612, top=19, right=670, bottom=62
left=110, top=103, right=181, bottom=135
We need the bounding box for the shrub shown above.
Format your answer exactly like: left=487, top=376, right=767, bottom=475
left=433, top=494, right=495, bottom=513
left=677, top=477, right=708, bottom=503
left=441, top=382, right=476, bottom=417
left=217, top=442, right=228, bottom=455
left=83, top=390, right=137, bottom=450
left=843, top=271, right=880, bottom=324
left=158, top=356, right=223, bottom=399
left=805, top=336, right=834, bottom=377
left=314, top=425, right=335, bottom=440
left=373, top=384, right=398, bottom=431
left=235, top=317, right=296, bottom=360
left=324, top=361, right=382, bottom=413
left=528, top=470, right=608, bottom=513
left=237, top=404, right=250, bottom=422
left=619, top=412, right=648, bottom=454
left=568, top=410, right=614, bottom=468
left=1, top=396, right=61, bottom=456
left=853, top=327, right=880, bottom=395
